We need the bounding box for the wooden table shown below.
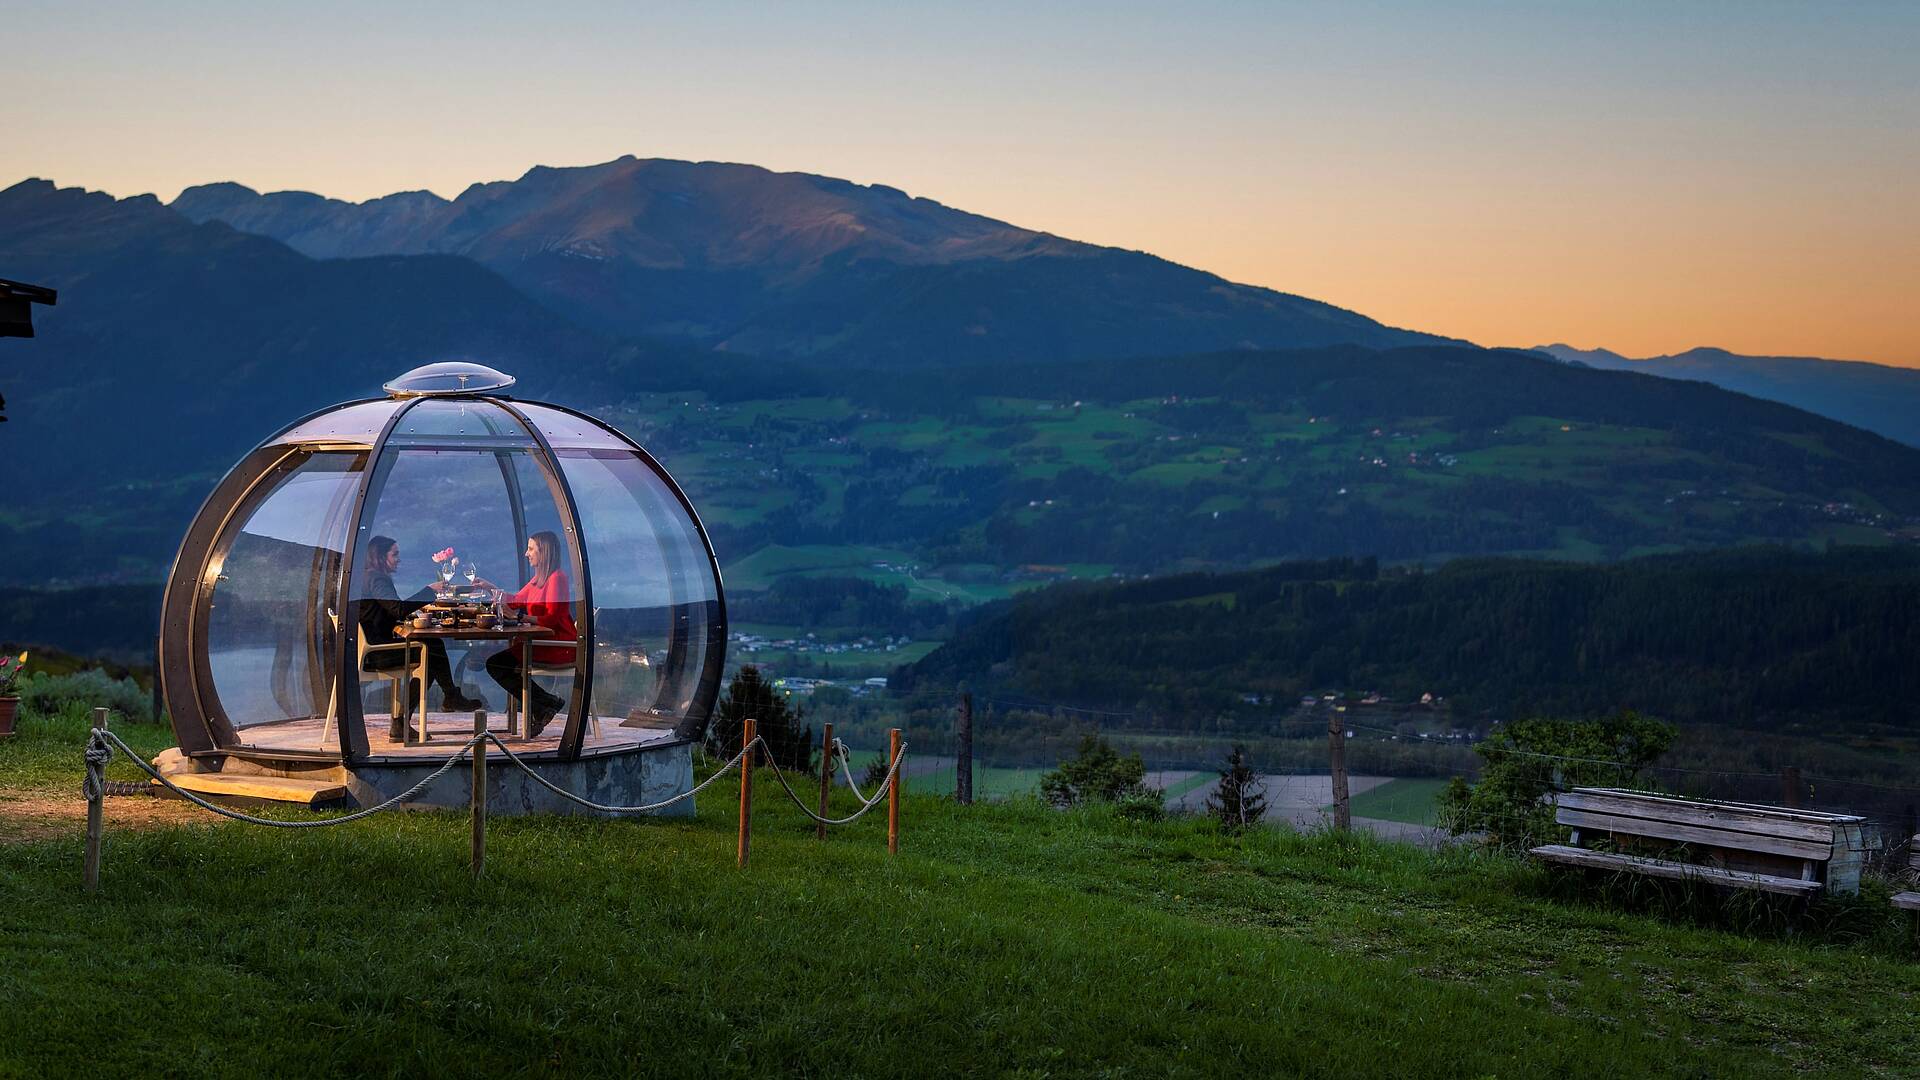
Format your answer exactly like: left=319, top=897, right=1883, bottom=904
left=394, top=622, right=549, bottom=745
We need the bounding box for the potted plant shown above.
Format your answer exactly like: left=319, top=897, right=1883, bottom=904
left=0, top=651, right=26, bottom=738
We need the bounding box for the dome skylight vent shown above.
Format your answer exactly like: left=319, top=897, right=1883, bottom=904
left=383, top=361, right=516, bottom=398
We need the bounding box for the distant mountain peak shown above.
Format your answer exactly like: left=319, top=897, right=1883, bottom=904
left=164, top=154, right=1456, bottom=363
left=1532, top=342, right=1920, bottom=447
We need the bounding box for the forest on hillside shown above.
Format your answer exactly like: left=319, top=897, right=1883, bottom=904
left=894, top=546, right=1920, bottom=734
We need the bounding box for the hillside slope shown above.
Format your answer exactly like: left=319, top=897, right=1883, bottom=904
left=3, top=707, right=1915, bottom=1078
left=1536, top=343, right=1920, bottom=448
left=171, top=156, right=1457, bottom=364
left=0, top=179, right=616, bottom=581
left=895, top=547, right=1920, bottom=732
left=645, top=346, right=1920, bottom=570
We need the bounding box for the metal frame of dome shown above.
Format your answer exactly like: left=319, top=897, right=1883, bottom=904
left=158, top=371, right=728, bottom=767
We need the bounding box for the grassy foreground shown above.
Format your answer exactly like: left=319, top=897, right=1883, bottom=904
left=2, top=721, right=1918, bottom=1077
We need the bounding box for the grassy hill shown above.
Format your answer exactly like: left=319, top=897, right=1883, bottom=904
left=0, top=707, right=1915, bottom=1077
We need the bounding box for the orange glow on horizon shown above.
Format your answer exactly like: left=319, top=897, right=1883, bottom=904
left=4, top=3, right=1916, bottom=368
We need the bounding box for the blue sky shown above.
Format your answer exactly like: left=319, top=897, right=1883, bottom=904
left=6, top=1, right=1917, bottom=363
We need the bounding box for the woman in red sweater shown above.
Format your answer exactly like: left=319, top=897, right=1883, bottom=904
left=481, top=530, right=579, bottom=736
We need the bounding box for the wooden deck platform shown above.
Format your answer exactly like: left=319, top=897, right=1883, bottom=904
left=233, top=710, right=681, bottom=759
left=154, top=772, right=351, bottom=806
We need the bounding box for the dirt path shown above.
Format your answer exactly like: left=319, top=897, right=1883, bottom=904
left=0, top=787, right=208, bottom=843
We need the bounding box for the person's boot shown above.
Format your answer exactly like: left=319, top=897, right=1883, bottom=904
left=527, top=692, right=565, bottom=739
left=441, top=687, right=486, bottom=712
left=390, top=683, right=421, bottom=741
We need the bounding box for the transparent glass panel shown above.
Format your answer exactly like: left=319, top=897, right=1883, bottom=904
left=271, top=400, right=405, bottom=446
left=384, top=399, right=538, bottom=447
left=556, top=449, right=722, bottom=736
left=204, top=450, right=363, bottom=751
left=348, top=446, right=577, bottom=750
left=383, top=361, right=516, bottom=397
left=510, top=403, right=634, bottom=451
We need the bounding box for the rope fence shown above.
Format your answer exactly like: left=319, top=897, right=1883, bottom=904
left=78, top=707, right=909, bottom=892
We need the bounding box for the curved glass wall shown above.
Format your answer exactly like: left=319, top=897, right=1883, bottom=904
left=554, top=448, right=723, bottom=736
left=200, top=449, right=363, bottom=750
left=272, top=400, right=406, bottom=447
left=345, top=401, right=581, bottom=753
left=164, top=387, right=726, bottom=762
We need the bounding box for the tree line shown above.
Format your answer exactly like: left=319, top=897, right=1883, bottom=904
left=894, top=546, right=1920, bottom=734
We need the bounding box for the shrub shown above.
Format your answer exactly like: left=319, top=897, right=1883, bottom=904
left=1113, top=787, right=1167, bottom=823
left=1438, top=710, right=1674, bottom=849
left=1041, top=735, right=1162, bottom=811
left=18, top=669, right=152, bottom=723
left=860, top=755, right=892, bottom=792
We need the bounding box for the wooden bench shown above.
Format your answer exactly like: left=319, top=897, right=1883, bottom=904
left=1530, top=787, right=1875, bottom=898
left=1893, top=838, right=1919, bottom=916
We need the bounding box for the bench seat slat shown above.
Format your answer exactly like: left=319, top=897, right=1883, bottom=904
left=1573, top=788, right=1865, bottom=825
left=1894, top=892, right=1920, bottom=912
left=1554, top=808, right=1833, bottom=862
left=1558, top=790, right=1837, bottom=844
left=1529, top=844, right=1824, bottom=897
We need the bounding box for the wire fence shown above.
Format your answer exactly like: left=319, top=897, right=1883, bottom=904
left=831, top=698, right=1920, bottom=869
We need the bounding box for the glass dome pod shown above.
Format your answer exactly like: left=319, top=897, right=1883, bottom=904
left=159, top=363, right=727, bottom=764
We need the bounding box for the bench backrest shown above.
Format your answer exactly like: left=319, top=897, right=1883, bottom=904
left=1554, top=788, right=1863, bottom=863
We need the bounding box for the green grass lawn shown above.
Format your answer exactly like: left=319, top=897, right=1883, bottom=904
left=4, top=710, right=1918, bottom=1076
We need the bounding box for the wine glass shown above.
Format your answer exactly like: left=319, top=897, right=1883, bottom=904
left=439, top=559, right=456, bottom=587
left=464, top=560, right=479, bottom=587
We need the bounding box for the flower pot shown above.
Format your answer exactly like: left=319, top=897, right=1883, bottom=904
left=0, top=695, right=17, bottom=738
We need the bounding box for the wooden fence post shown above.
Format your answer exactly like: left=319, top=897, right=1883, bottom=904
left=1781, top=766, right=1803, bottom=809
left=816, top=721, right=834, bottom=841
left=956, top=692, right=973, bottom=806
left=887, top=727, right=902, bottom=855
left=1327, top=712, right=1350, bottom=832
left=84, top=707, right=107, bottom=893
left=471, top=709, right=488, bottom=879
left=737, top=717, right=757, bottom=868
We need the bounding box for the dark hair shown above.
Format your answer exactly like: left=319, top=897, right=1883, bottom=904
left=366, top=535, right=397, bottom=575
left=529, top=530, right=564, bottom=586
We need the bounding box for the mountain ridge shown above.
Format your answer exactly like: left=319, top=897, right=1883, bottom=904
left=1533, top=343, right=1920, bottom=448
left=166, top=155, right=1460, bottom=364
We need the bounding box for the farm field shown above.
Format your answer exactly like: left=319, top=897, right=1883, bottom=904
left=2, top=709, right=1917, bottom=1077
left=642, top=380, right=1913, bottom=657
left=1340, top=777, right=1451, bottom=826
left=722, top=544, right=1040, bottom=604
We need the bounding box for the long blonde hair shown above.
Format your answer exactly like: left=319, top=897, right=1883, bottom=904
left=529, top=530, right=564, bottom=587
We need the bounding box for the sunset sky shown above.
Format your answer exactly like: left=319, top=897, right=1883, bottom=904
left=6, top=1, right=1917, bottom=366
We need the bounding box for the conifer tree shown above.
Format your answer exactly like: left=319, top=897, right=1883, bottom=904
left=707, top=666, right=815, bottom=772
left=1206, top=744, right=1268, bottom=832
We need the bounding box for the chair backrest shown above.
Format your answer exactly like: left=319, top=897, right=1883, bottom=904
left=332, top=606, right=384, bottom=673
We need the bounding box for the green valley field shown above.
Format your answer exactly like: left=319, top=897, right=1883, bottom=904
left=2, top=709, right=1916, bottom=1077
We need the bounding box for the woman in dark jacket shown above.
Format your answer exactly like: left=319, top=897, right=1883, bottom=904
left=359, top=536, right=484, bottom=732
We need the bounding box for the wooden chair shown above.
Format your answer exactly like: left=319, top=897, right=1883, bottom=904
left=322, top=609, right=426, bottom=748
left=503, top=608, right=600, bottom=740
